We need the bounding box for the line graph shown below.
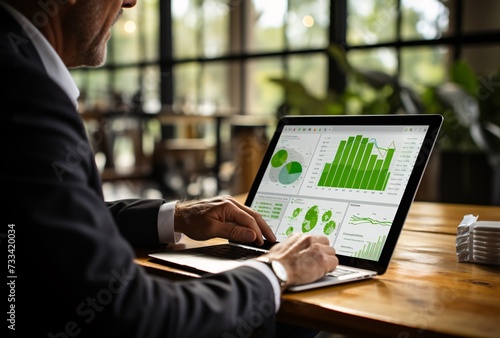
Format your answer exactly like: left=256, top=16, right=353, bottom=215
left=367, top=138, right=397, bottom=157
left=349, top=215, right=392, bottom=226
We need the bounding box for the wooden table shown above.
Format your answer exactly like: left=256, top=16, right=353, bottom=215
left=135, top=201, right=500, bottom=337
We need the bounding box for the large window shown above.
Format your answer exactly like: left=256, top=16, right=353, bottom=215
left=167, top=0, right=330, bottom=116
left=72, top=0, right=500, bottom=119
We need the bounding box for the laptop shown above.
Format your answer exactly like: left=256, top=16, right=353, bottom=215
left=149, top=114, right=443, bottom=292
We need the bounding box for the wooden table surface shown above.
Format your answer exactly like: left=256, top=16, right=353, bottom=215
left=135, top=201, right=500, bottom=338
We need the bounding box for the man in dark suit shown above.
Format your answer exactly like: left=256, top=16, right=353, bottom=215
left=0, top=1, right=338, bottom=337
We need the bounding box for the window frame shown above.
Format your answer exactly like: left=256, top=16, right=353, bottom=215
left=75, top=0, right=500, bottom=116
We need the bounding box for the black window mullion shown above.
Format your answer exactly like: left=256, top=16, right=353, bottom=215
left=453, top=0, right=464, bottom=61
left=328, top=0, right=347, bottom=94
left=396, top=0, right=402, bottom=77
left=240, top=0, right=248, bottom=114
left=197, top=0, right=204, bottom=113
left=137, top=1, right=146, bottom=102
left=283, top=0, right=290, bottom=77
left=160, top=0, right=173, bottom=106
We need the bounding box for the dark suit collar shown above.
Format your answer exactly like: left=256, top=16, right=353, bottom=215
left=0, top=3, right=46, bottom=72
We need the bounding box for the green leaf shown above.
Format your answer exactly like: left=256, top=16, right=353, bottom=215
left=450, top=60, right=477, bottom=96
left=355, top=69, right=395, bottom=89
left=436, top=82, right=479, bottom=127
left=327, top=44, right=351, bottom=74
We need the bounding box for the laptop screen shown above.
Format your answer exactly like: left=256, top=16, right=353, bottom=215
left=246, top=115, right=442, bottom=271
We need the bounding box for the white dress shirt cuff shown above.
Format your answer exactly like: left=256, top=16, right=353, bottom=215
left=241, top=260, right=281, bottom=312
left=157, top=200, right=182, bottom=244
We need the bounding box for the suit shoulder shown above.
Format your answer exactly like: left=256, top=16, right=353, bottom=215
left=0, top=49, right=76, bottom=119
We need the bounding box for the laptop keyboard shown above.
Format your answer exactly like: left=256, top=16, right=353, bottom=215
left=188, top=245, right=358, bottom=278
left=326, top=267, right=356, bottom=277
left=188, top=244, right=265, bottom=260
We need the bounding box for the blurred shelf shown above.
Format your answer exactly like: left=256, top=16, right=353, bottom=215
left=100, top=165, right=152, bottom=182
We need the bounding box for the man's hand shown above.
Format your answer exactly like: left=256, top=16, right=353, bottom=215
left=174, top=196, right=276, bottom=245
left=260, top=233, right=339, bottom=288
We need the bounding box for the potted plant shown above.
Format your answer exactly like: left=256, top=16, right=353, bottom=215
left=270, top=45, right=500, bottom=205
left=272, top=45, right=424, bottom=119
left=421, top=61, right=500, bottom=205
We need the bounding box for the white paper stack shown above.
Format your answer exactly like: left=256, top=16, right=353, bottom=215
left=456, top=214, right=500, bottom=266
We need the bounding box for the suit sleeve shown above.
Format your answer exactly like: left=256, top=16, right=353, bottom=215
left=1, top=51, right=277, bottom=338
left=106, top=199, right=165, bottom=248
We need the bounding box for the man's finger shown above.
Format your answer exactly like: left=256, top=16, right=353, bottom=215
left=252, top=213, right=276, bottom=243
left=221, top=197, right=276, bottom=243
left=218, top=222, right=258, bottom=243
left=222, top=202, right=265, bottom=245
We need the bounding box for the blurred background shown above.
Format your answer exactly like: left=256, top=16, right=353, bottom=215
left=73, top=0, right=500, bottom=205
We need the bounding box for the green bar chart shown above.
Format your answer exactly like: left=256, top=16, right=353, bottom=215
left=318, top=135, right=395, bottom=191
left=353, top=235, right=387, bottom=260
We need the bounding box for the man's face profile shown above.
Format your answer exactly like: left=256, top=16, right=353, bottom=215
left=63, top=0, right=134, bottom=68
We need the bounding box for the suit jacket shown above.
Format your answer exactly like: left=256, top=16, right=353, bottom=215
left=0, top=7, right=275, bottom=337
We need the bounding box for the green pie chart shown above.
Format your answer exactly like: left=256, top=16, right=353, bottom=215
left=271, top=149, right=288, bottom=168
left=322, top=210, right=332, bottom=222
left=323, top=220, right=336, bottom=236
left=278, top=161, right=302, bottom=185
left=292, top=208, right=302, bottom=218
left=302, top=205, right=319, bottom=232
